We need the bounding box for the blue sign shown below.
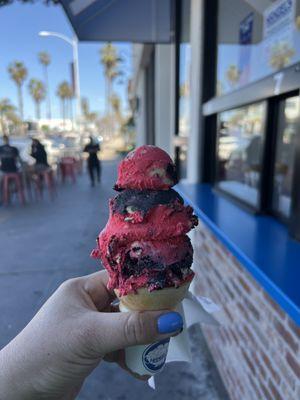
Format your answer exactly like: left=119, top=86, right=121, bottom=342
left=265, top=0, right=293, bottom=29
left=238, top=12, right=254, bottom=85
left=239, top=12, right=254, bottom=45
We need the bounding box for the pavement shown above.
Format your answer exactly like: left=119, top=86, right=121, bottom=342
left=0, top=160, right=229, bottom=400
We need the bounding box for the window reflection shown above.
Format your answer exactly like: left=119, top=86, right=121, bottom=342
left=217, top=102, right=266, bottom=206
left=177, top=0, right=191, bottom=179
left=217, top=0, right=300, bottom=96
left=273, top=96, right=300, bottom=217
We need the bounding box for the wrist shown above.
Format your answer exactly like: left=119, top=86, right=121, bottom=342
left=0, top=340, right=80, bottom=400
left=0, top=344, right=40, bottom=400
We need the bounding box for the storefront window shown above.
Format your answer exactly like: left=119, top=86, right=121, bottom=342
left=272, top=95, right=300, bottom=217
left=216, top=0, right=300, bottom=96
left=216, top=102, right=266, bottom=207
left=176, top=0, right=191, bottom=179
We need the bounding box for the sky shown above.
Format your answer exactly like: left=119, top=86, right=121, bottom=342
left=0, top=3, right=132, bottom=120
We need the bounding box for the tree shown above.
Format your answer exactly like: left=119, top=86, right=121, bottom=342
left=121, top=115, right=136, bottom=149
left=8, top=61, right=28, bottom=120
left=100, top=43, right=123, bottom=138
left=5, top=110, right=22, bottom=134
left=28, top=79, right=46, bottom=120
left=110, top=94, right=121, bottom=115
left=110, top=93, right=123, bottom=127
left=81, top=97, right=89, bottom=119
left=56, top=81, right=73, bottom=129
left=100, top=43, right=122, bottom=117
left=81, top=97, right=98, bottom=128
left=226, top=65, right=240, bottom=87
left=38, top=51, right=51, bottom=119
left=0, top=98, right=17, bottom=134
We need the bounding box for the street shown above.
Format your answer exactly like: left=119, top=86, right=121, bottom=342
left=0, top=160, right=228, bottom=400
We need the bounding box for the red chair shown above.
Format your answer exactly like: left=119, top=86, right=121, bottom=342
left=42, top=169, right=56, bottom=199
left=2, top=173, right=26, bottom=205
left=60, top=157, right=77, bottom=184
left=76, top=158, right=83, bottom=175
left=32, top=168, right=56, bottom=200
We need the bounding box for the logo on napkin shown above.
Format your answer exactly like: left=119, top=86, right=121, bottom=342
left=142, top=338, right=170, bottom=372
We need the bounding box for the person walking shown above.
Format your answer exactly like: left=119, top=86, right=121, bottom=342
left=83, top=136, right=101, bottom=187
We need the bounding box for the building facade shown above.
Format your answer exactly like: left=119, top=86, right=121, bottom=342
left=132, top=1, right=300, bottom=399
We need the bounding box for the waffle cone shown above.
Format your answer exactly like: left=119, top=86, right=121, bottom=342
left=115, top=282, right=190, bottom=311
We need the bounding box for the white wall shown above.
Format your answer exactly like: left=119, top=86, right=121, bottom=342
left=131, top=44, right=147, bottom=147
left=186, top=0, right=204, bottom=183
left=135, top=69, right=147, bottom=147
left=132, top=43, right=176, bottom=155
left=132, top=0, right=205, bottom=179
left=154, top=44, right=175, bottom=157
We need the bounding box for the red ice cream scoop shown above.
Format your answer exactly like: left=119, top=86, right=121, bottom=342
left=100, top=189, right=198, bottom=240
left=92, top=235, right=194, bottom=295
left=114, top=145, right=178, bottom=191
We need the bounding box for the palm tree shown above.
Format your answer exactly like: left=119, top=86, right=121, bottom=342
left=82, top=97, right=90, bottom=122
left=100, top=43, right=123, bottom=138
left=8, top=61, right=28, bottom=121
left=28, top=79, right=46, bottom=120
left=100, top=43, right=122, bottom=117
left=38, top=51, right=51, bottom=120
left=111, top=94, right=121, bottom=116
left=110, top=93, right=123, bottom=137
left=110, top=93, right=123, bottom=131
left=226, top=65, right=240, bottom=87
left=0, top=98, right=17, bottom=134
left=81, top=97, right=98, bottom=128
left=57, top=81, right=73, bottom=129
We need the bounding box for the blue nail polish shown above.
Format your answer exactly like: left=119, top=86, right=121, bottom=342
left=157, top=312, right=183, bottom=334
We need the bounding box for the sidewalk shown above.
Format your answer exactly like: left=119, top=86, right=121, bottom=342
left=0, top=160, right=228, bottom=400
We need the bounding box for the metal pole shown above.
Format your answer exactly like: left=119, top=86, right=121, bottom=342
left=72, top=37, right=81, bottom=134
left=39, top=31, right=82, bottom=135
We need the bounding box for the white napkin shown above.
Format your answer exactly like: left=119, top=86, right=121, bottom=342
left=148, top=292, right=221, bottom=389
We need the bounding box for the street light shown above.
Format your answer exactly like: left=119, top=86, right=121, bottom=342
left=38, top=30, right=81, bottom=133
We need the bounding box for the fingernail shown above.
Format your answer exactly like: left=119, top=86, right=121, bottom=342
left=157, top=312, right=183, bottom=334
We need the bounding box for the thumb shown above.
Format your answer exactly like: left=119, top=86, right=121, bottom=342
left=89, top=310, right=183, bottom=355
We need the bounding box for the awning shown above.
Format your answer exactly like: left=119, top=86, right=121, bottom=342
left=61, top=0, right=174, bottom=43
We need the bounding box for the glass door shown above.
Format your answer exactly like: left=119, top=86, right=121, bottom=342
left=272, top=95, right=300, bottom=218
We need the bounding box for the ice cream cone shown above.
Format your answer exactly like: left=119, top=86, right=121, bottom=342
left=115, top=283, right=190, bottom=377
left=115, top=282, right=190, bottom=312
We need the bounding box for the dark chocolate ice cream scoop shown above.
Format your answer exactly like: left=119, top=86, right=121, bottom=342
left=111, top=189, right=184, bottom=216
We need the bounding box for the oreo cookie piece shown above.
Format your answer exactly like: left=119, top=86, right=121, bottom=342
left=120, top=242, right=193, bottom=291
left=111, top=189, right=184, bottom=216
